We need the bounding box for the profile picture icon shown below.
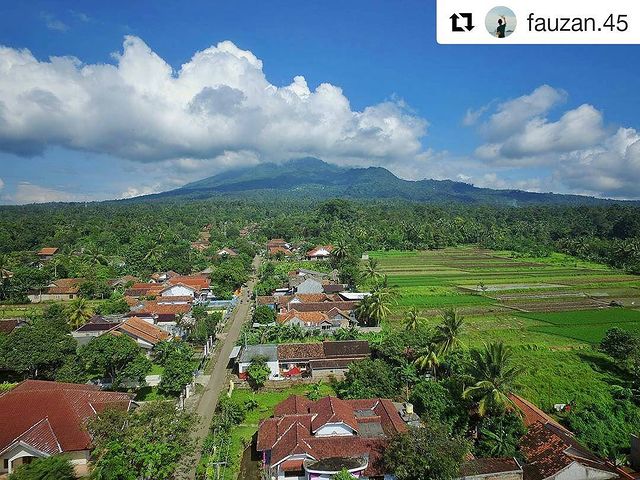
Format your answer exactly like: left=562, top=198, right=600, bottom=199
left=485, top=6, right=516, bottom=38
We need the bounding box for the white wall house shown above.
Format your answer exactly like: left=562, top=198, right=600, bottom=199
left=295, top=278, right=324, bottom=294
left=161, top=284, right=196, bottom=298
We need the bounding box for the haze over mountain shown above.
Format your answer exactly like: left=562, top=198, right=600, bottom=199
left=143, top=157, right=630, bottom=205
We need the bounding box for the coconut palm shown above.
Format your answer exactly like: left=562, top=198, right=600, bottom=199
left=434, top=309, right=464, bottom=355
left=403, top=306, right=423, bottom=331
left=366, top=288, right=395, bottom=326
left=362, top=258, right=382, bottom=283
left=66, top=297, right=94, bottom=329
left=414, top=344, right=440, bottom=379
left=331, top=241, right=349, bottom=262
left=463, top=342, right=521, bottom=417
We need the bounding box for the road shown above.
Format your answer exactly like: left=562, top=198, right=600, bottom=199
left=184, top=254, right=261, bottom=480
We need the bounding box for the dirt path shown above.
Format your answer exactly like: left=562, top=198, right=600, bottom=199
left=183, top=255, right=261, bottom=480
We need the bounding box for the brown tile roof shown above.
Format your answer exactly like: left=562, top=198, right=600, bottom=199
left=37, top=247, right=58, bottom=256
left=0, top=319, right=20, bottom=334
left=323, top=341, right=370, bottom=358
left=46, top=278, right=84, bottom=295
left=520, top=422, right=617, bottom=480
left=114, top=317, right=171, bottom=345
left=278, top=343, right=326, bottom=361
left=288, top=301, right=358, bottom=313
left=138, top=300, right=192, bottom=315
left=460, top=458, right=522, bottom=477
left=269, top=246, right=293, bottom=256
left=0, top=380, right=131, bottom=456
left=277, top=310, right=330, bottom=326
left=124, top=283, right=164, bottom=297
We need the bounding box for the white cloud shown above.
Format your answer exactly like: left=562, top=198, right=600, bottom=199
left=5, top=182, right=91, bottom=204
left=467, top=85, right=640, bottom=198
left=0, top=36, right=428, bottom=172
left=40, top=12, right=69, bottom=32
left=0, top=177, right=4, bottom=190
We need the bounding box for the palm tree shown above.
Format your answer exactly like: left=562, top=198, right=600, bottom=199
left=396, top=360, right=419, bottom=400
left=331, top=241, right=348, bottom=262
left=403, top=306, right=423, bottom=331
left=66, top=297, right=94, bottom=329
left=362, top=258, right=382, bottom=283
left=366, top=289, right=394, bottom=327
left=414, top=344, right=440, bottom=379
left=434, top=309, right=464, bottom=355
left=463, top=342, right=521, bottom=417
left=479, top=424, right=515, bottom=457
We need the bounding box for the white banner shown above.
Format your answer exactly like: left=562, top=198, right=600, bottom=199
left=436, top=0, right=640, bottom=44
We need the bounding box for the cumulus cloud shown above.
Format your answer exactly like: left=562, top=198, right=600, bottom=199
left=0, top=177, right=4, bottom=191
left=466, top=85, right=640, bottom=198
left=0, top=36, right=428, bottom=172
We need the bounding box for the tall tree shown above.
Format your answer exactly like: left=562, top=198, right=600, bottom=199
left=463, top=342, right=521, bottom=417
left=65, top=297, right=94, bottom=329
left=434, top=309, right=464, bottom=355
left=403, top=306, right=423, bottom=332
left=414, top=344, right=440, bottom=379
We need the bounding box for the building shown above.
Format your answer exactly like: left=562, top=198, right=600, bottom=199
left=237, top=344, right=280, bottom=380
left=306, top=245, right=334, bottom=260
left=108, top=316, right=171, bottom=351
left=0, top=319, right=24, bottom=335
left=459, top=458, right=523, bottom=480
left=268, top=239, right=293, bottom=257
left=257, top=395, right=408, bottom=480
left=277, top=309, right=353, bottom=333
left=237, top=341, right=370, bottom=380
left=71, top=315, right=122, bottom=346
left=509, top=394, right=622, bottom=480
left=0, top=380, right=133, bottom=476
left=36, top=247, right=58, bottom=261
left=124, top=282, right=164, bottom=298
left=27, top=278, right=84, bottom=303
left=217, top=247, right=238, bottom=257
left=278, top=340, right=370, bottom=379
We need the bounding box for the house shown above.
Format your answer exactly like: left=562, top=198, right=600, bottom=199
left=0, top=380, right=132, bottom=476
left=36, top=247, right=58, bottom=261
left=237, top=344, right=280, bottom=380
left=109, top=316, right=171, bottom=351
left=128, top=299, right=192, bottom=336
left=278, top=340, right=370, bottom=378
left=27, top=278, right=84, bottom=303
left=72, top=315, right=122, bottom=346
left=306, top=245, right=333, bottom=260
left=217, top=247, right=238, bottom=257
left=288, top=269, right=334, bottom=289
left=165, top=275, right=211, bottom=300
left=160, top=283, right=197, bottom=298
left=277, top=309, right=353, bottom=333
left=124, top=282, right=164, bottom=298
left=509, top=394, right=622, bottom=480
left=459, top=458, right=523, bottom=480
left=295, top=278, right=324, bottom=294
left=1, top=269, right=13, bottom=279
left=257, top=395, right=408, bottom=480
left=149, top=271, right=180, bottom=283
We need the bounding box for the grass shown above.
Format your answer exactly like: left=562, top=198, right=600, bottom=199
left=148, top=363, right=165, bottom=376
left=518, top=308, right=640, bottom=326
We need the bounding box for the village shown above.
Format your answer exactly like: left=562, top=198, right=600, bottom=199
left=1, top=231, right=640, bottom=480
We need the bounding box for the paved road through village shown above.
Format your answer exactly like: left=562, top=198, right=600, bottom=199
left=184, top=254, right=262, bottom=480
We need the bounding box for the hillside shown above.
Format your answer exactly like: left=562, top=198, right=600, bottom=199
left=144, top=157, right=627, bottom=205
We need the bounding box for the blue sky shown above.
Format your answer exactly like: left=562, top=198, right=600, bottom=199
left=0, top=0, right=639, bottom=203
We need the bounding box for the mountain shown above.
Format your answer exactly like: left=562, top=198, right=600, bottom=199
left=142, top=157, right=629, bottom=205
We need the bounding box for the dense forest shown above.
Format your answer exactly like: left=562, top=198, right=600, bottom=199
left=1, top=198, right=639, bottom=287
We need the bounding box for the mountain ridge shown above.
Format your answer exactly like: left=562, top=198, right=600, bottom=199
left=142, top=157, right=634, bottom=205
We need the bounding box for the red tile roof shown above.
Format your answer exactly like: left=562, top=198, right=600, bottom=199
left=269, top=246, right=293, bottom=256
left=167, top=276, right=210, bottom=291
left=37, top=247, right=58, bottom=256
left=0, top=319, right=20, bottom=334
left=460, top=458, right=522, bottom=477
left=278, top=343, right=326, bottom=361
left=46, top=278, right=84, bottom=295
left=277, top=310, right=330, bottom=326
left=257, top=395, right=407, bottom=477
left=0, top=380, right=132, bottom=455
left=508, top=393, right=572, bottom=435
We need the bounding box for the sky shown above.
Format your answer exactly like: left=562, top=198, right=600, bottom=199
left=0, top=0, right=639, bottom=204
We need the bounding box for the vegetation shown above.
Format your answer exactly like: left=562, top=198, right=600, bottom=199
left=88, top=401, right=195, bottom=479
left=246, top=356, right=271, bottom=390
left=8, top=455, right=76, bottom=480
left=384, top=424, right=470, bottom=480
